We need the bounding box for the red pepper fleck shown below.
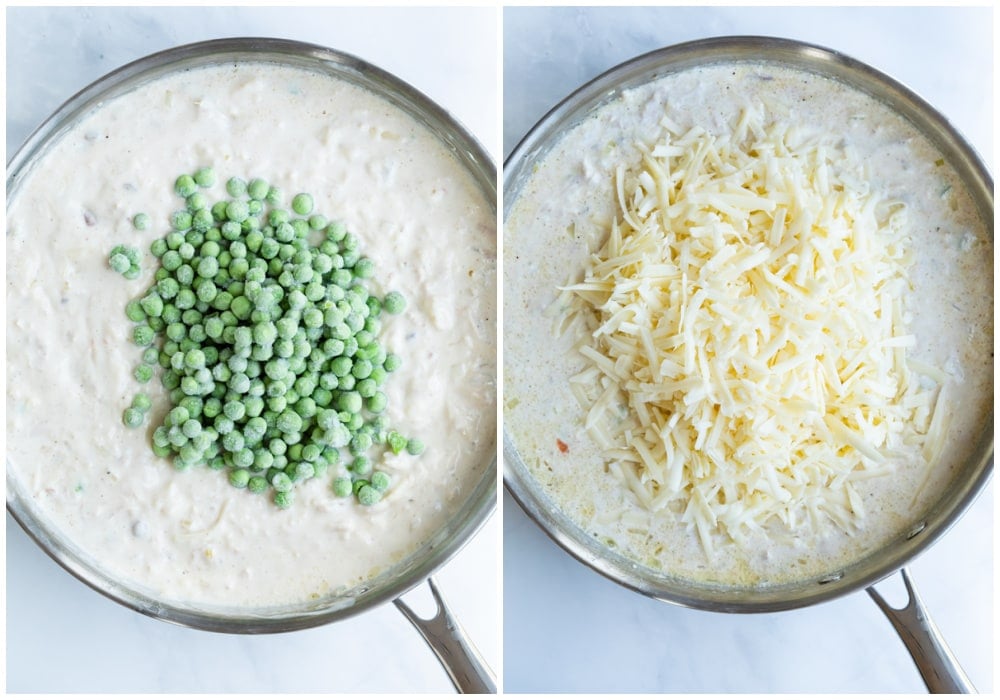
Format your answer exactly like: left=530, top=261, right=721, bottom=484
left=556, top=439, right=568, bottom=453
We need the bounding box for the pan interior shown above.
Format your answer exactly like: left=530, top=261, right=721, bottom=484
left=503, top=37, right=993, bottom=612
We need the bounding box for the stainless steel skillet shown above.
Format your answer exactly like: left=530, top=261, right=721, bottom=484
left=503, top=36, right=992, bottom=693
left=7, top=37, right=496, bottom=693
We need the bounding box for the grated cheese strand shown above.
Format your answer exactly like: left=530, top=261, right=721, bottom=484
left=562, top=106, right=947, bottom=552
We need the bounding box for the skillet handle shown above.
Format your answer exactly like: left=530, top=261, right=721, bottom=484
left=866, top=567, right=975, bottom=694
left=394, top=577, right=496, bottom=694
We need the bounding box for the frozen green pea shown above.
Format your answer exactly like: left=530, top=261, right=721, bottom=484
left=180, top=375, right=202, bottom=395
left=174, top=174, right=198, bottom=197
left=299, top=443, right=321, bottom=463
left=179, top=395, right=203, bottom=418
left=155, top=277, right=179, bottom=300
left=302, top=307, right=324, bottom=328
left=274, top=221, right=295, bottom=244
left=168, top=405, right=190, bottom=426
left=349, top=431, right=372, bottom=456
left=226, top=177, right=247, bottom=197
left=182, top=419, right=203, bottom=439
left=356, top=484, right=382, bottom=506
left=265, top=185, right=282, bottom=205
left=326, top=221, right=347, bottom=241
left=202, top=398, right=223, bottom=419
left=247, top=179, right=270, bottom=201
left=133, top=324, right=155, bottom=346
left=184, top=348, right=206, bottom=369
left=166, top=323, right=186, bottom=343
left=196, top=279, right=218, bottom=303
left=355, top=378, right=376, bottom=399
left=383, top=291, right=406, bottom=314
left=150, top=239, right=168, bottom=258
left=332, top=476, right=353, bottom=498
left=151, top=443, right=173, bottom=459
left=341, top=232, right=360, bottom=251
left=387, top=431, right=408, bottom=454
left=271, top=471, right=293, bottom=493
left=139, top=292, right=164, bottom=317
left=193, top=167, right=216, bottom=188
left=187, top=191, right=209, bottom=212
left=161, top=253, right=184, bottom=278
left=134, top=363, right=155, bottom=384
left=291, top=193, right=313, bottom=215
left=171, top=210, right=193, bottom=231
left=282, top=461, right=307, bottom=482
left=232, top=449, right=255, bottom=468
left=244, top=395, right=265, bottom=418
left=353, top=257, right=375, bottom=279
left=276, top=410, right=303, bottom=434
left=130, top=393, right=152, bottom=413
left=351, top=455, right=372, bottom=476
left=268, top=438, right=287, bottom=457
left=223, top=401, right=246, bottom=421
left=225, top=200, right=249, bottom=223
left=274, top=490, right=294, bottom=509
left=383, top=353, right=402, bottom=373
left=371, top=471, right=391, bottom=492
left=200, top=239, right=221, bottom=257
left=122, top=407, right=144, bottom=428
left=248, top=475, right=268, bottom=494
left=175, top=288, right=196, bottom=309
left=366, top=391, right=388, bottom=414
left=228, top=372, right=251, bottom=394
left=152, top=426, right=170, bottom=448
left=229, top=468, right=251, bottom=489
left=221, top=430, right=245, bottom=453
left=109, top=252, right=130, bottom=275
left=337, top=391, right=362, bottom=414
left=351, top=358, right=373, bottom=379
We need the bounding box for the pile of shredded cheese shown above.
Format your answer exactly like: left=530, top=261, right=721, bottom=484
left=560, top=105, right=947, bottom=554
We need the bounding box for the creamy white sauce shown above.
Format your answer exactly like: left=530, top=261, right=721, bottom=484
left=504, top=63, right=992, bottom=587
left=7, top=61, right=496, bottom=609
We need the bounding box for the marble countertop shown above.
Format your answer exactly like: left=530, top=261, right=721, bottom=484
left=502, top=5, right=993, bottom=694
left=6, top=6, right=497, bottom=694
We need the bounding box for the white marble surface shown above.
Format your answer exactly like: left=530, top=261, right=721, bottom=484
left=503, top=5, right=993, bottom=694
left=6, top=6, right=498, bottom=694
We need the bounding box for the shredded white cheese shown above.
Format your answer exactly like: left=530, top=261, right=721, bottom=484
left=562, top=105, right=947, bottom=553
